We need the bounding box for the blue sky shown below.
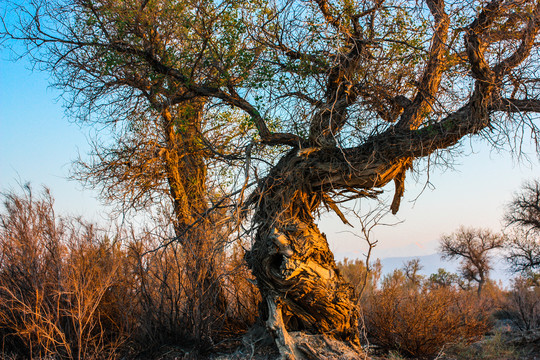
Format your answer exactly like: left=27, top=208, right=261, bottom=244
left=1, top=48, right=103, bottom=220
left=1, top=46, right=539, bottom=260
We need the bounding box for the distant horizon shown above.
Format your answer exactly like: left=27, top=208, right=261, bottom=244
left=337, top=252, right=515, bottom=287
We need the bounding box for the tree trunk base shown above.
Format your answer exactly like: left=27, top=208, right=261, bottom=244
left=279, top=332, right=367, bottom=360
left=266, top=293, right=367, bottom=360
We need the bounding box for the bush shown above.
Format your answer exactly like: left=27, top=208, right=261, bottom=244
left=501, top=277, right=540, bottom=331
left=337, top=257, right=381, bottom=299
left=0, top=186, right=129, bottom=359
left=363, top=271, right=492, bottom=359
left=0, top=186, right=260, bottom=358
left=441, top=331, right=521, bottom=360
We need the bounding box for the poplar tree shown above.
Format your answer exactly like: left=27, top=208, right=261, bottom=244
left=4, top=0, right=540, bottom=357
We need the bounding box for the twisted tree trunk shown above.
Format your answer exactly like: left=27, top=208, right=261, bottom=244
left=247, top=219, right=363, bottom=359
left=246, top=151, right=368, bottom=359
left=244, top=106, right=488, bottom=357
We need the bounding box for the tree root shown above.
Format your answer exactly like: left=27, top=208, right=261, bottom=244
left=266, top=295, right=302, bottom=360
left=266, top=295, right=368, bottom=360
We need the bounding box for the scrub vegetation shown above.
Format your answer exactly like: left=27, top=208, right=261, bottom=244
left=0, top=184, right=538, bottom=359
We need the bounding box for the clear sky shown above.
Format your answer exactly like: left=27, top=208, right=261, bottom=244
left=1, top=49, right=104, bottom=221
left=2, top=47, right=539, bottom=260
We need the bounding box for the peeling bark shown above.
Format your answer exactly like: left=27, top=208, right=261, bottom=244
left=246, top=152, right=368, bottom=358
left=247, top=212, right=365, bottom=358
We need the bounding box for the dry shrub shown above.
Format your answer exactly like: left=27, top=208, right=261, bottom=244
left=0, top=186, right=260, bottom=358
left=337, top=258, right=382, bottom=300
left=0, top=186, right=129, bottom=359
left=222, top=242, right=261, bottom=332
left=126, top=233, right=197, bottom=348
left=124, top=229, right=260, bottom=352
left=501, top=277, right=540, bottom=331
left=441, top=331, right=522, bottom=360
left=363, top=272, right=492, bottom=359
left=126, top=231, right=220, bottom=349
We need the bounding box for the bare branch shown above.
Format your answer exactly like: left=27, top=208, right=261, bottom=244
left=491, top=98, right=540, bottom=112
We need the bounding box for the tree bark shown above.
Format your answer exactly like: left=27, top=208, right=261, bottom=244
left=246, top=152, right=366, bottom=359
left=162, top=99, right=229, bottom=345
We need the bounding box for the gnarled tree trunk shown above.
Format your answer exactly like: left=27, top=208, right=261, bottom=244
left=246, top=151, right=370, bottom=359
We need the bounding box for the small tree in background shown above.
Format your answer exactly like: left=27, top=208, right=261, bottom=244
left=440, top=227, right=504, bottom=296
left=505, top=180, right=540, bottom=281
left=427, top=268, right=462, bottom=289
left=403, top=258, right=424, bottom=288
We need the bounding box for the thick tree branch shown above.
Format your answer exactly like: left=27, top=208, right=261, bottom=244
left=291, top=103, right=480, bottom=194
left=493, top=1, right=540, bottom=76
left=389, top=0, right=449, bottom=211
left=397, top=0, right=449, bottom=130
left=110, top=43, right=302, bottom=146
left=313, top=0, right=351, bottom=36
left=465, top=0, right=502, bottom=82
left=490, top=98, right=540, bottom=112
left=307, top=41, right=366, bottom=146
